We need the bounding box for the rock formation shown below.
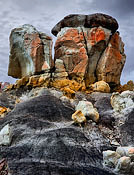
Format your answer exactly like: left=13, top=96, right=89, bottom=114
left=52, top=13, right=126, bottom=87
left=8, top=24, right=52, bottom=78
left=0, top=13, right=133, bottom=175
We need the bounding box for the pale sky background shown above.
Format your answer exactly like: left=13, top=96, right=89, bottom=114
left=0, top=0, right=134, bottom=84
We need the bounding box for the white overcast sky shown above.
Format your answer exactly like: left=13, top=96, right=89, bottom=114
left=0, top=0, right=134, bottom=84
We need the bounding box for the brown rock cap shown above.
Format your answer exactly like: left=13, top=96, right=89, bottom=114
left=51, top=13, right=119, bottom=36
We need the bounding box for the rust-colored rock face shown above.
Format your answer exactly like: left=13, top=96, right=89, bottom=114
left=53, top=13, right=126, bottom=87
left=54, top=27, right=88, bottom=79
left=8, top=24, right=52, bottom=78
left=96, top=32, right=126, bottom=85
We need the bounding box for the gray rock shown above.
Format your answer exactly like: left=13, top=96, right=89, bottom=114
left=111, top=91, right=134, bottom=113
left=103, top=150, right=121, bottom=167
left=120, top=108, right=134, bottom=146
left=0, top=124, right=11, bottom=146
left=0, top=93, right=115, bottom=175
left=114, top=156, right=132, bottom=173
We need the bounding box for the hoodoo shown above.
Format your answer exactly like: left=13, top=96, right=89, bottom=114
left=52, top=13, right=126, bottom=87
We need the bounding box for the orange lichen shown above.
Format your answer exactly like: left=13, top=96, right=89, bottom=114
left=88, top=28, right=105, bottom=45
left=62, top=87, right=75, bottom=99
left=72, top=110, right=87, bottom=126
left=26, top=76, right=40, bottom=87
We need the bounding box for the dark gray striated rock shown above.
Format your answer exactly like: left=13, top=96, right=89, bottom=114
left=120, top=109, right=134, bottom=146
left=0, top=92, right=15, bottom=109
left=51, top=13, right=118, bottom=36
left=95, top=98, right=115, bottom=128
left=0, top=92, right=115, bottom=175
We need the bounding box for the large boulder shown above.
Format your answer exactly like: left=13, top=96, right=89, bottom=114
left=8, top=24, right=52, bottom=78
left=52, top=13, right=126, bottom=87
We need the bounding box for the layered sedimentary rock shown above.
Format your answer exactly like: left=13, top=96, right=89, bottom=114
left=8, top=24, right=52, bottom=78
left=52, top=13, right=126, bottom=87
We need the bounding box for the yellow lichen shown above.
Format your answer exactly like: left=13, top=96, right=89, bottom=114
left=72, top=110, right=87, bottom=127
left=0, top=106, right=7, bottom=115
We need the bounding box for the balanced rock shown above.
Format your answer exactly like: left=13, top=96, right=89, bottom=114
left=8, top=24, right=52, bottom=78
left=52, top=13, right=126, bottom=87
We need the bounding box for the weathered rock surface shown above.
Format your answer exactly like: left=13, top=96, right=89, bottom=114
left=96, top=32, right=126, bottom=86
left=52, top=13, right=126, bottom=87
left=0, top=89, right=117, bottom=175
left=116, top=147, right=134, bottom=159
left=121, top=80, right=134, bottom=92
left=0, top=106, right=7, bottom=115
left=8, top=24, right=52, bottom=78
left=103, top=150, right=121, bottom=167
left=120, top=108, right=134, bottom=146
